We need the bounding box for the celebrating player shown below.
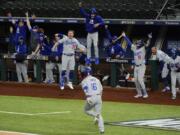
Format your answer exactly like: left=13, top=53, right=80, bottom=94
left=81, top=67, right=104, bottom=134
left=32, top=33, right=52, bottom=83
left=105, top=25, right=125, bottom=59
left=151, top=47, right=180, bottom=99
left=122, top=32, right=152, bottom=98
left=11, top=18, right=27, bottom=45
left=79, top=2, right=104, bottom=65
left=53, top=30, right=86, bottom=90
left=14, top=36, right=29, bottom=83
left=168, top=48, right=180, bottom=99
left=26, top=12, right=40, bottom=80
left=45, top=33, right=64, bottom=84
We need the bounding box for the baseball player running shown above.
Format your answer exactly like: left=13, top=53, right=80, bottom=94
left=152, top=47, right=180, bottom=99
left=53, top=30, right=86, bottom=90
left=81, top=67, right=104, bottom=134
left=122, top=32, right=152, bottom=98
left=79, top=2, right=104, bottom=65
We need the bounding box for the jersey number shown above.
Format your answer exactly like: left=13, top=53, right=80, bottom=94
left=91, top=83, right=97, bottom=91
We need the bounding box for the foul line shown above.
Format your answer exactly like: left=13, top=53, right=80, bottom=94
left=0, top=130, right=38, bottom=135
left=0, top=110, right=71, bottom=116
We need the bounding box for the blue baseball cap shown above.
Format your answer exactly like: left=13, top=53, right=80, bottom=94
left=91, top=8, right=97, bottom=14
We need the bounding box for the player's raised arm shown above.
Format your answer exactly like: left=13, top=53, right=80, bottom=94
left=25, top=12, right=32, bottom=30
left=79, top=2, right=89, bottom=18
left=105, top=25, right=113, bottom=42
left=122, top=32, right=133, bottom=47
left=145, top=33, right=152, bottom=48
left=53, top=35, right=67, bottom=49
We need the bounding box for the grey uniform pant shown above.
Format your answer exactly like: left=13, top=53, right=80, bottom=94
left=87, top=32, right=99, bottom=58
left=16, top=61, right=28, bottom=83
left=84, top=95, right=104, bottom=132
left=171, top=71, right=180, bottom=97
left=45, top=62, right=62, bottom=82
left=134, top=65, right=147, bottom=96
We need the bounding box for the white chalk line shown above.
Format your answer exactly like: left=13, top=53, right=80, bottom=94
left=0, top=110, right=71, bottom=116
left=0, top=130, right=38, bottom=135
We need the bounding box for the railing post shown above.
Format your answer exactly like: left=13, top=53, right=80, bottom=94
left=150, top=60, right=159, bottom=90
left=36, top=60, right=42, bottom=83
left=110, top=63, right=117, bottom=87
left=0, top=57, right=7, bottom=81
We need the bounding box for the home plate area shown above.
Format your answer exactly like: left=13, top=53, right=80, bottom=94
left=106, top=118, right=180, bottom=131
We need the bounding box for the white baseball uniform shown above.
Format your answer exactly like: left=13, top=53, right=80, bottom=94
left=155, top=50, right=180, bottom=98
left=131, top=44, right=148, bottom=96
left=58, top=36, right=86, bottom=71
left=169, top=56, right=180, bottom=98
left=81, top=75, right=104, bottom=133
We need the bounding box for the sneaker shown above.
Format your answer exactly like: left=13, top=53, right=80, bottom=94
left=67, top=82, right=74, bottom=90
left=172, top=96, right=176, bottom=100
left=162, top=87, right=170, bottom=92
left=47, top=80, right=55, bottom=84
left=143, top=94, right=149, bottom=99
left=59, top=83, right=64, bottom=90
left=86, top=58, right=91, bottom=65
left=134, top=94, right=142, bottom=98
left=176, top=88, right=180, bottom=94
left=43, top=79, right=48, bottom=83
left=95, top=58, right=99, bottom=65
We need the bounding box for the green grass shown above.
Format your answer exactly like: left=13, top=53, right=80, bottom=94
left=0, top=95, right=180, bottom=135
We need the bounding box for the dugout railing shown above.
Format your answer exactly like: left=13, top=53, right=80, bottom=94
left=0, top=54, right=159, bottom=90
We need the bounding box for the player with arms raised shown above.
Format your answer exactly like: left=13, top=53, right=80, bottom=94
left=79, top=2, right=104, bottom=65
left=122, top=32, right=152, bottom=98
left=53, top=30, right=86, bottom=90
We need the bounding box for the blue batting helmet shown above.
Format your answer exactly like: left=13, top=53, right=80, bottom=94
left=84, top=66, right=92, bottom=76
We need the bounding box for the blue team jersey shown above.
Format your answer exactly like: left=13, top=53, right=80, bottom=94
left=80, top=8, right=104, bottom=33
left=105, top=28, right=125, bottom=57
left=51, top=43, right=63, bottom=57
left=14, top=24, right=27, bottom=43
left=16, top=43, right=27, bottom=55
left=39, top=42, right=52, bottom=56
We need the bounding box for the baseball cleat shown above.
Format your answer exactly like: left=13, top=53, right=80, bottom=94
left=100, top=131, right=104, bottom=134
left=60, top=86, right=64, bottom=90
left=162, top=87, right=170, bottom=92
left=67, top=82, right=74, bottom=90
left=143, top=94, right=149, bottom=99
left=172, top=96, right=176, bottom=100
left=134, top=94, right=142, bottom=98
left=59, top=84, right=64, bottom=90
